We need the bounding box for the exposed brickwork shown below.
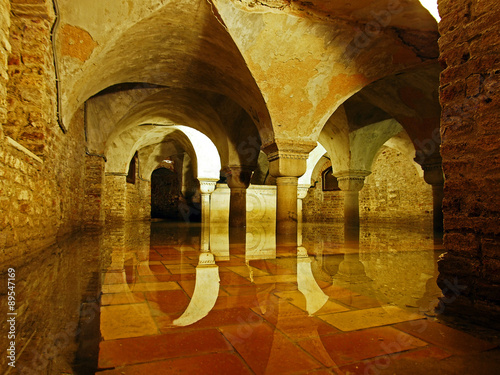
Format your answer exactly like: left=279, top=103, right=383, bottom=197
left=5, top=0, right=55, bottom=156
left=360, top=147, right=433, bottom=224
left=303, top=147, right=433, bottom=225
left=0, top=3, right=89, bottom=370
left=0, top=0, right=9, bottom=129
left=102, top=175, right=127, bottom=222
left=83, top=155, right=106, bottom=225
left=438, top=0, right=500, bottom=318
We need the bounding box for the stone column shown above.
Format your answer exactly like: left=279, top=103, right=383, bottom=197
left=198, top=178, right=218, bottom=225
left=421, top=161, right=445, bottom=235
left=199, top=179, right=217, bottom=251
left=336, top=170, right=371, bottom=229
left=262, top=140, right=316, bottom=242
left=225, top=166, right=253, bottom=228
left=297, top=185, right=309, bottom=225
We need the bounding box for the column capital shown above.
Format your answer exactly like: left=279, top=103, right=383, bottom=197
left=198, top=178, right=219, bottom=195
left=224, top=165, right=254, bottom=189
left=262, top=139, right=316, bottom=178
left=421, top=163, right=444, bottom=186
left=297, top=185, right=310, bottom=200
left=336, top=170, right=371, bottom=192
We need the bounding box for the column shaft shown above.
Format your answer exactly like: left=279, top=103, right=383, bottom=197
left=432, top=184, right=444, bottom=234
left=276, top=177, right=298, bottom=235
left=229, top=187, right=247, bottom=227
left=344, top=190, right=360, bottom=228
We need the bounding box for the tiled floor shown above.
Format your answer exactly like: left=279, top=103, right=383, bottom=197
left=95, top=222, right=499, bottom=374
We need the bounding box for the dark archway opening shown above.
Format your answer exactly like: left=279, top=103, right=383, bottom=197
left=151, top=167, right=182, bottom=220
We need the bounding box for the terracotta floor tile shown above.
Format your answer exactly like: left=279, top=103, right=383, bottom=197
left=156, top=306, right=264, bottom=333
left=221, top=322, right=322, bottom=374
left=213, top=294, right=260, bottom=310
left=220, top=271, right=254, bottom=285
left=137, top=264, right=170, bottom=276
left=248, top=259, right=296, bottom=275
left=226, top=265, right=271, bottom=278
left=394, top=320, right=498, bottom=355
left=253, top=274, right=297, bottom=284
left=131, top=281, right=181, bottom=292
left=322, top=285, right=361, bottom=299
left=336, top=294, right=382, bottom=309
left=100, top=303, right=158, bottom=340
left=145, top=289, right=191, bottom=315
left=164, top=264, right=196, bottom=274
left=101, top=292, right=145, bottom=306
left=102, top=283, right=133, bottom=294
left=103, top=272, right=127, bottom=285
left=98, top=328, right=231, bottom=368
left=319, top=305, right=424, bottom=331
left=338, top=347, right=451, bottom=375
left=274, top=290, right=349, bottom=315
left=138, top=274, right=176, bottom=283
left=178, top=280, right=228, bottom=297
left=298, top=326, right=427, bottom=367
left=99, top=352, right=252, bottom=375
left=223, top=283, right=273, bottom=296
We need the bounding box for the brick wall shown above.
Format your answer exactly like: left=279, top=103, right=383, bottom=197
left=438, top=0, right=500, bottom=318
left=303, top=146, right=433, bottom=225
left=360, top=146, right=433, bottom=224
left=1, top=1, right=87, bottom=260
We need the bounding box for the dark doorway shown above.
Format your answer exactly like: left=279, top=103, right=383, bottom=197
left=151, top=168, right=181, bottom=220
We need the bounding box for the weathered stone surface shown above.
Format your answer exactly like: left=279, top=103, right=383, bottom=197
left=438, top=0, right=500, bottom=318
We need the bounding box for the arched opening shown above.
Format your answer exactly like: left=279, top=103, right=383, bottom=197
left=150, top=166, right=183, bottom=221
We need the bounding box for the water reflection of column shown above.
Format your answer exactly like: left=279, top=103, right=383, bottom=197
left=297, top=246, right=329, bottom=314
left=173, top=252, right=220, bottom=326
left=201, top=221, right=210, bottom=252
left=334, top=226, right=370, bottom=284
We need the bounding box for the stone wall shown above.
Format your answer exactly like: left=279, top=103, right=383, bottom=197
left=1, top=1, right=87, bottom=261
left=303, top=146, right=433, bottom=224
left=360, top=146, right=433, bottom=224
left=302, top=182, right=344, bottom=223
left=0, top=3, right=89, bottom=370
left=438, top=0, right=500, bottom=318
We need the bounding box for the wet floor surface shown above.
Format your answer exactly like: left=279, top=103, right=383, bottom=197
left=89, top=221, right=500, bottom=375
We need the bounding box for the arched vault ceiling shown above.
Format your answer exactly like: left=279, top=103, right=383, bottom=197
left=351, top=62, right=442, bottom=148
left=88, top=88, right=230, bottom=166
left=211, top=0, right=439, bottom=144
left=56, top=0, right=272, bottom=140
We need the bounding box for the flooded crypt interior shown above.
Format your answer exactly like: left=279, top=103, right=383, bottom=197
left=1, top=0, right=500, bottom=374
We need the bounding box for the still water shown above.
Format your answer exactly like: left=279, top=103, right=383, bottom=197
left=3, top=221, right=499, bottom=374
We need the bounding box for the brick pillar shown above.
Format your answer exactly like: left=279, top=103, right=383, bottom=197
left=438, top=0, right=500, bottom=319
left=83, top=155, right=105, bottom=226
left=103, top=173, right=127, bottom=222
